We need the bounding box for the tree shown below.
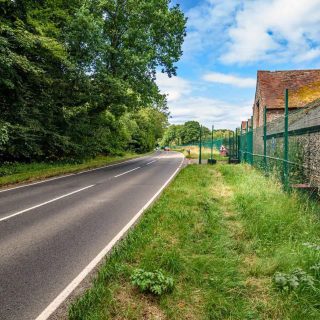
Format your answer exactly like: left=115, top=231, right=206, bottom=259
left=88, top=0, right=186, bottom=115
left=0, top=0, right=186, bottom=161
left=180, top=121, right=201, bottom=144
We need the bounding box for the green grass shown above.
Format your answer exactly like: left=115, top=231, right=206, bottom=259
left=69, top=164, right=320, bottom=319
left=69, top=165, right=248, bottom=320
left=218, top=164, right=320, bottom=319
left=0, top=153, right=147, bottom=188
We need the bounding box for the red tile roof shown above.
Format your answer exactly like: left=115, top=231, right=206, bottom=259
left=256, top=70, right=320, bottom=109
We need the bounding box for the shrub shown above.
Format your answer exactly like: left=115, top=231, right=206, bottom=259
left=130, top=268, right=174, bottom=295
left=273, top=268, right=315, bottom=292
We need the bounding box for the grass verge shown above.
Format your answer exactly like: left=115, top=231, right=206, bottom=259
left=0, top=153, right=147, bottom=188
left=218, top=164, right=320, bottom=319
left=69, top=165, right=248, bottom=320
left=69, top=164, right=320, bottom=319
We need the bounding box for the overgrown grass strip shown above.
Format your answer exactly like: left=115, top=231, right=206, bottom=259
left=69, top=165, right=248, bottom=320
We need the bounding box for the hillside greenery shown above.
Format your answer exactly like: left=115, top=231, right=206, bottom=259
left=0, top=0, right=186, bottom=162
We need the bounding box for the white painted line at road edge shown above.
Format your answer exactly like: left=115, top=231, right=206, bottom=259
left=35, top=153, right=184, bottom=320
left=114, top=167, right=140, bottom=178
left=0, top=185, right=95, bottom=223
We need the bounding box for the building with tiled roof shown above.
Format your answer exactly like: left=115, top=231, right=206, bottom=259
left=253, top=70, right=320, bottom=128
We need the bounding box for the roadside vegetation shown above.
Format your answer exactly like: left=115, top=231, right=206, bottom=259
left=69, top=164, right=320, bottom=320
left=0, top=152, right=148, bottom=188
left=0, top=0, right=186, bottom=163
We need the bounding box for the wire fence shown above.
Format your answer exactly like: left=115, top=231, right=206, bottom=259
left=173, top=92, right=320, bottom=196
left=236, top=92, right=320, bottom=195
left=177, top=134, right=235, bottom=163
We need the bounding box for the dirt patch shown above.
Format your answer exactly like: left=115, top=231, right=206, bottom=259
left=226, top=220, right=245, bottom=240
left=114, top=285, right=167, bottom=320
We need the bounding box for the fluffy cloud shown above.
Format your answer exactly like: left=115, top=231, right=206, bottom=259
left=169, top=96, right=252, bottom=129
left=203, top=72, right=256, bottom=88
left=222, top=0, right=320, bottom=64
left=156, top=73, right=252, bottom=129
left=182, top=0, right=239, bottom=58
left=156, top=73, right=191, bottom=102
left=185, top=0, right=320, bottom=64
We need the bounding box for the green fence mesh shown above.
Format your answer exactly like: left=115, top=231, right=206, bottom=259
left=239, top=98, right=320, bottom=194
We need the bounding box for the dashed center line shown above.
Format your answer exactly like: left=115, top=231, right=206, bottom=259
left=146, top=160, right=157, bottom=165
left=114, top=167, right=140, bottom=178
left=0, top=185, right=95, bottom=223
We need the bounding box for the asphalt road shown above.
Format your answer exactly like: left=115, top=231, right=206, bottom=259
left=0, top=151, right=184, bottom=320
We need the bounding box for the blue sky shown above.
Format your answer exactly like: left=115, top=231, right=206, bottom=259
left=156, top=0, right=320, bottom=129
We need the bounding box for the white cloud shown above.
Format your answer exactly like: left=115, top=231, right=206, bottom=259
left=203, top=72, right=256, bottom=88
left=156, top=72, right=252, bottom=129
left=184, top=0, right=320, bottom=64
left=182, top=0, right=239, bottom=59
left=220, top=0, right=320, bottom=64
left=156, top=73, right=191, bottom=102
left=168, top=96, right=252, bottom=129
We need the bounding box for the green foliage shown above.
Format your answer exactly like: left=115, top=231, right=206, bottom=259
left=0, top=121, right=9, bottom=148
left=130, top=268, right=174, bottom=295
left=0, top=0, right=186, bottom=162
left=161, top=121, right=233, bottom=147
left=273, top=269, right=315, bottom=292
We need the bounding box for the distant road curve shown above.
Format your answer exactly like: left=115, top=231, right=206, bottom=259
left=0, top=151, right=184, bottom=320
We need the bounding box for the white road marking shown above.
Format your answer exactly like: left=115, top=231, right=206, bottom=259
left=114, top=167, right=140, bottom=178
left=146, top=160, right=157, bottom=165
left=35, top=153, right=184, bottom=320
left=0, top=185, right=95, bottom=223
left=0, top=155, right=150, bottom=194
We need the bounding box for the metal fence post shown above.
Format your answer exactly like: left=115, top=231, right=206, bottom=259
left=284, top=89, right=289, bottom=190
left=245, top=121, right=249, bottom=163
left=199, top=125, right=202, bottom=165
left=232, top=130, right=235, bottom=159
left=250, top=116, right=254, bottom=165
left=211, top=125, right=214, bottom=161
left=263, top=106, right=267, bottom=172
left=228, top=131, right=231, bottom=157
left=235, top=128, right=238, bottom=160
left=239, top=125, right=242, bottom=162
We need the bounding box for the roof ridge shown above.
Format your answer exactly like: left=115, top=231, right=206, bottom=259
left=258, top=69, right=320, bottom=73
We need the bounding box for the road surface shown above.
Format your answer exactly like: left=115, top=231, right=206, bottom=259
left=0, top=151, right=184, bottom=320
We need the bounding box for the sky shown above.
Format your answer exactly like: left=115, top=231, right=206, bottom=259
left=156, top=0, right=320, bottom=129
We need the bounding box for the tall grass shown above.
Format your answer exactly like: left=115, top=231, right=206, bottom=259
left=68, top=164, right=320, bottom=319
left=69, top=165, right=249, bottom=319
left=219, top=164, right=320, bottom=319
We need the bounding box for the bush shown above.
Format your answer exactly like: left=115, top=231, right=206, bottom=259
left=130, top=268, right=174, bottom=295
left=273, top=268, right=315, bottom=292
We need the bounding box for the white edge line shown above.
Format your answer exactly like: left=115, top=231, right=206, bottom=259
left=0, top=155, right=151, bottom=194
left=35, top=154, right=184, bottom=320
left=0, top=185, right=95, bottom=223
left=114, top=167, right=140, bottom=178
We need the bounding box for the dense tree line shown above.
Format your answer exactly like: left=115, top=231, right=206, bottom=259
left=0, top=0, right=186, bottom=161
left=161, top=121, right=233, bottom=146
